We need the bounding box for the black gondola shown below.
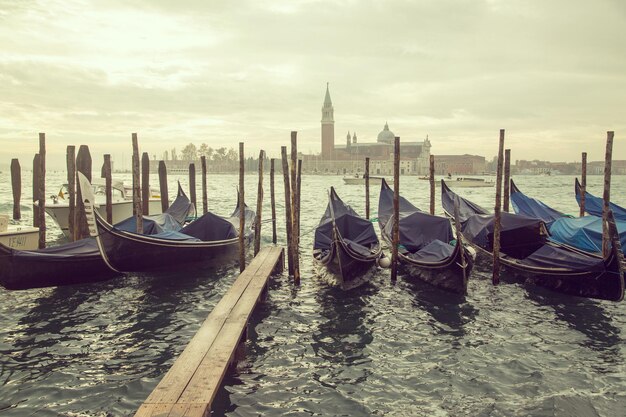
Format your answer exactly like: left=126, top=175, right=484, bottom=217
left=313, top=187, right=382, bottom=290
left=79, top=173, right=254, bottom=273
left=441, top=180, right=624, bottom=302
left=377, top=179, right=474, bottom=295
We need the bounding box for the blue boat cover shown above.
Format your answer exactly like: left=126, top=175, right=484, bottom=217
left=314, top=188, right=379, bottom=253
left=378, top=179, right=455, bottom=262
left=575, top=178, right=626, bottom=221
left=549, top=216, right=626, bottom=255
left=510, top=180, right=566, bottom=227
left=523, top=244, right=606, bottom=272
left=463, top=212, right=546, bottom=251
left=149, top=230, right=201, bottom=242
left=167, top=182, right=195, bottom=224
left=13, top=238, right=99, bottom=260
left=115, top=213, right=181, bottom=235
left=441, top=180, right=489, bottom=222
left=180, top=211, right=238, bottom=241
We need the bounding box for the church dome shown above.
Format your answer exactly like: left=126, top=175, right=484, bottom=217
left=377, top=122, right=395, bottom=144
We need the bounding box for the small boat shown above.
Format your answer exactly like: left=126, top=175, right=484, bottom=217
left=446, top=177, right=495, bottom=188
left=313, top=187, right=383, bottom=290
left=378, top=179, right=474, bottom=294
left=0, top=214, right=39, bottom=250
left=441, top=180, right=625, bottom=302
left=78, top=173, right=254, bottom=273
left=343, top=174, right=393, bottom=185
left=45, top=179, right=163, bottom=238
left=575, top=178, right=626, bottom=221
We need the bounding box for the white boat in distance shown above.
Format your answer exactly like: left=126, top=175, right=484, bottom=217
left=343, top=175, right=394, bottom=185
left=444, top=177, right=495, bottom=188
left=44, top=179, right=163, bottom=238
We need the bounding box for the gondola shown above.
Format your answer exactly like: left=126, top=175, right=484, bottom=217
left=78, top=173, right=254, bottom=273
left=510, top=179, right=626, bottom=255
left=441, top=180, right=624, bottom=302
left=0, top=182, right=196, bottom=290
left=313, top=187, right=382, bottom=290
left=575, top=178, right=626, bottom=221
left=377, top=179, right=474, bottom=294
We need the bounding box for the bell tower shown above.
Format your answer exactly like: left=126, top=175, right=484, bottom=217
left=321, top=82, right=335, bottom=159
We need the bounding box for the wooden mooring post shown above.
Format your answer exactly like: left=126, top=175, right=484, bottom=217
left=290, top=132, right=300, bottom=285
left=503, top=149, right=511, bottom=212
left=365, top=157, right=370, bottom=219
left=75, top=145, right=92, bottom=241
left=281, top=146, right=294, bottom=277
left=201, top=155, right=208, bottom=214
left=10, top=159, right=20, bottom=220
left=103, top=154, right=113, bottom=223
left=239, top=142, right=246, bottom=272
left=297, top=159, right=302, bottom=239
left=270, top=158, right=277, bottom=244
left=602, top=131, right=614, bottom=257
left=142, top=152, right=150, bottom=215
left=66, top=146, right=76, bottom=240
left=429, top=154, right=435, bottom=215
left=158, top=161, right=169, bottom=212
left=254, top=150, right=264, bottom=256
left=37, top=133, right=46, bottom=249
left=132, top=133, right=143, bottom=233
left=492, top=129, right=505, bottom=285
left=391, top=136, right=400, bottom=282
left=189, top=163, right=197, bottom=211
left=32, top=154, right=40, bottom=228
left=580, top=152, right=587, bottom=217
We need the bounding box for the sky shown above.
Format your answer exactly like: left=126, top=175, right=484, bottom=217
left=1, top=0, right=625, bottom=170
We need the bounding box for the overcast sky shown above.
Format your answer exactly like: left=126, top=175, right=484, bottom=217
left=1, top=0, right=625, bottom=169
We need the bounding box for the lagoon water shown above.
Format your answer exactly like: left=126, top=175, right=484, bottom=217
left=1, top=171, right=625, bottom=416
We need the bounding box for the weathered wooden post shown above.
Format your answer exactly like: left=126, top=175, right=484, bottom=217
left=492, top=129, right=505, bottom=285
left=10, top=159, right=20, bottom=220
left=602, top=131, right=614, bottom=257
left=201, top=155, right=208, bottom=214
left=254, top=150, right=265, bottom=255
left=141, top=152, right=150, bottom=215
left=239, top=142, right=246, bottom=272
left=453, top=195, right=468, bottom=294
left=365, top=157, right=370, bottom=219
left=37, top=133, right=46, bottom=249
left=32, top=154, right=39, bottom=227
left=75, top=145, right=92, bottom=241
left=429, top=154, right=435, bottom=215
left=189, top=163, right=197, bottom=211
left=132, top=133, right=143, bottom=234
left=297, top=159, right=302, bottom=238
left=103, top=154, right=113, bottom=223
left=270, top=158, right=277, bottom=244
left=290, top=131, right=300, bottom=284
left=503, top=149, right=511, bottom=212
left=66, top=146, right=76, bottom=240
left=281, top=146, right=294, bottom=277
left=158, top=161, right=169, bottom=212
left=580, top=152, right=587, bottom=217
left=391, top=136, right=400, bottom=282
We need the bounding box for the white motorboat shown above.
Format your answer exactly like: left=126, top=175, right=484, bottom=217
left=343, top=174, right=393, bottom=185
left=0, top=214, right=39, bottom=250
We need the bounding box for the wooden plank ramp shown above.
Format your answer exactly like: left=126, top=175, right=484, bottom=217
left=134, top=246, right=284, bottom=417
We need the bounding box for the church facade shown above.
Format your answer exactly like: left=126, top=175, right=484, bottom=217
left=303, top=84, right=431, bottom=175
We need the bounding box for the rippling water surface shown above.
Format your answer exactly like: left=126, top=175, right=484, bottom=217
left=1, top=170, right=625, bottom=416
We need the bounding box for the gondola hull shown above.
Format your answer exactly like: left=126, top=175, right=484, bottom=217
left=314, top=241, right=378, bottom=291
left=0, top=241, right=117, bottom=290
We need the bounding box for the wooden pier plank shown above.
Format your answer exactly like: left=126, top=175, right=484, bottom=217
left=136, top=246, right=283, bottom=417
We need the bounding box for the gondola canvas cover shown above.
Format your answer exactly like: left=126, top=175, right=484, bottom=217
left=13, top=238, right=99, bottom=260
left=180, top=211, right=238, bottom=241
left=549, top=216, right=626, bottom=254
left=523, top=244, right=607, bottom=272
left=510, top=180, right=566, bottom=227
left=441, top=180, right=489, bottom=222
left=575, top=178, right=626, bottom=221
left=166, top=182, right=195, bottom=224
left=463, top=212, right=546, bottom=255
left=115, top=213, right=181, bottom=235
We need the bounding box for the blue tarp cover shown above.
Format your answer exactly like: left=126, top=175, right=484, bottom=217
left=575, top=179, right=626, bottom=221
left=462, top=212, right=546, bottom=251
left=523, top=244, right=606, bottom=272
left=510, top=180, right=566, bottom=227
left=406, top=239, right=455, bottom=263
left=14, top=238, right=99, bottom=260
left=441, top=180, right=489, bottom=222
left=115, top=213, right=182, bottom=235
left=181, top=211, right=238, bottom=241
left=549, top=216, right=626, bottom=255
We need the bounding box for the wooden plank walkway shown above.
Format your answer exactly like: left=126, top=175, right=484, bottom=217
left=134, top=246, right=284, bottom=417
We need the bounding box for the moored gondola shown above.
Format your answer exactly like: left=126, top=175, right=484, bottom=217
left=313, top=187, right=383, bottom=290
left=442, top=180, right=625, bottom=302
left=78, top=173, right=254, bottom=273
left=575, top=177, right=626, bottom=221
left=378, top=179, right=474, bottom=294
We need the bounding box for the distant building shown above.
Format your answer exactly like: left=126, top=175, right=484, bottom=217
left=434, top=154, right=486, bottom=175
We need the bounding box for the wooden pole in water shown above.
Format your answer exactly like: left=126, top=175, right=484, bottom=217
left=281, top=146, right=294, bottom=276
left=132, top=133, right=143, bottom=234
left=492, top=129, right=505, bottom=285
left=503, top=149, right=511, bottom=212
left=141, top=152, right=150, bottom=215
left=429, top=154, right=435, bottom=215
left=37, top=133, right=46, bottom=249
left=391, top=136, right=400, bottom=282
left=75, top=145, right=92, bottom=240
left=602, top=131, right=614, bottom=257
left=254, top=150, right=265, bottom=255
left=201, top=155, right=208, bottom=214
left=158, top=161, right=169, bottom=212
left=290, top=132, right=300, bottom=284
left=189, top=163, right=197, bottom=211
left=32, top=154, right=39, bottom=228
left=66, top=146, right=76, bottom=240
left=365, top=157, right=370, bottom=219
left=453, top=195, right=468, bottom=294
left=239, top=142, right=246, bottom=272
left=10, top=159, right=21, bottom=220
left=270, top=158, right=277, bottom=244
left=580, top=152, right=587, bottom=217
left=297, top=159, right=302, bottom=240
left=103, top=154, right=113, bottom=223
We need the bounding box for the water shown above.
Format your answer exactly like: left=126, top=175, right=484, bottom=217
left=1, top=171, right=625, bottom=416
